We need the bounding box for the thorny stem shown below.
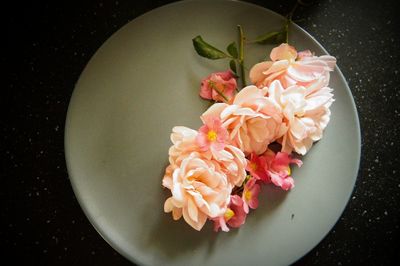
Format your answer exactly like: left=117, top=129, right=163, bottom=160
left=237, top=25, right=246, bottom=88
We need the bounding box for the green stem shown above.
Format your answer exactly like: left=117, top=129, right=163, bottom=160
left=232, top=185, right=244, bottom=195
left=285, top=20, right=290, bottom=43
left=209, top=81, right=229, bottom=102
left=286, top=0, right=300, bottom=43
left=237, top=25, right=246, bottom=88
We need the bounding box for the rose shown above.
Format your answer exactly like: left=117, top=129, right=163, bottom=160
left=267, top=80, right=334, bottom=155
left=167, top=126, right=247, bottom=187
left=199, top=70, right=237, bottom=102
left=249, top=43, right=336, bottom=89
left=163, top=126, right=247, bottom=231
left=202, top=85, right=287, bottom=155
left=164, top=152, right=231, bottom=231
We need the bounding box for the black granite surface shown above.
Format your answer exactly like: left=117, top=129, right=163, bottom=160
left=3, top=0, right=399, bottom=265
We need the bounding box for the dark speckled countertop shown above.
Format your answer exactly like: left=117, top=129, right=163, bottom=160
left=3, top=0, right=399, bottom=265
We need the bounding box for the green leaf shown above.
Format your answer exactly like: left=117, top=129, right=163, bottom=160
left=229, top=59, right=237, bottom=74
left=227, top=42, right=238, bottom=58
left=192, top=35, right=229, bottom=60
left=253, top=30, right=286, bottom=44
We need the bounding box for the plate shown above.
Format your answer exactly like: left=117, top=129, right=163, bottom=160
left=65, top=1, right=361, bottom=265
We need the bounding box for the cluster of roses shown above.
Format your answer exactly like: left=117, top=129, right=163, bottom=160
left=162, top=44, right=336, bottom=231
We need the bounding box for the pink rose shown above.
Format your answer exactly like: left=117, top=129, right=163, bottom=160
left=163, top=126, right=247, bottom=231
left=249, top=43, right=336, bottom=89
left=267, top=80, right=334, bottom=155
left=201, top=85, right=287, bottom=155
left=200, top=70, right=237, bottom=102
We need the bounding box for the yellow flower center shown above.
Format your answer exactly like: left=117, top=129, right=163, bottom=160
left=244, top=190, right=252, bottom=202
left=287, top=166, right=291, bottom=176
left=224, top=208, right=235, bottom=221
left=207, top=130, right=217, bottom=142
left=250, top=162, right=257, bottom=171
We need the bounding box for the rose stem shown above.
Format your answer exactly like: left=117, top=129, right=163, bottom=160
left=286, top=0, right=300, bottom=43
left=237, top=24, right=246, bottom=88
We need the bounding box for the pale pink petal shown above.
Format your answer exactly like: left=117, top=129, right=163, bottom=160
left=171, top=126, right=197, bottom=143
left=243, top=201, right=249, bottom=214
left=249, top=61, right=273, bottom=86
left=281, top=176, right=295, bottom=190
left=247, top=118, right=268, bottom=142
left=304, top=88, right=333, bottom=111
left=318, top=55, right=337, bottom=70
left=233, top=85, right=263, bottom=105
left=172, top=208, right=182, bottom=220
left=213, top=215, right=230, bottom=232
left=287, top=64, right=324, bottom=83
left=291, top=158, right=303, bottom=167
left=187, top=198, right=198, bottom=222
left=304, top=76, right=329, bottom=96
left=297, top=50, right=313, bottom=59
left=232, top=107, right=260, bottom=117
left=220, top=104, right=240, bottom=120
left=182, top=207, right=206, bottom=231
left=270, top=43, right=297, bottom=61
left=292, top=139, right=308, bottom=155
left=164, top=197, right=174, bottom=213
left=290, top=118, right=307, bottom=140
left=262, top=60, right=289, bottom=76
left=201, top=103, right=228, bottom=121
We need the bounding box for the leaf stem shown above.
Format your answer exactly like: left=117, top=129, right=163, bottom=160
left=237, top=25, right=246, bottom=88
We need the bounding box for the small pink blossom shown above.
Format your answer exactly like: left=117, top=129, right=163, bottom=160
left=263, top=149, right=302, bottom=190
left=242, top=177, right=261, bottom=213
left=213, top=195, right=247, bottom=232
left=249, top=43, right=336, bottom=89
left=246, top=153, right=269, bottom=182
left=196, top=116, right=228, bottom=152
left=200, top=70, right=237, bottom=102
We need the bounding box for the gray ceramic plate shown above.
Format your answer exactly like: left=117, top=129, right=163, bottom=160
left=65, top=1, right=361, bottom=265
